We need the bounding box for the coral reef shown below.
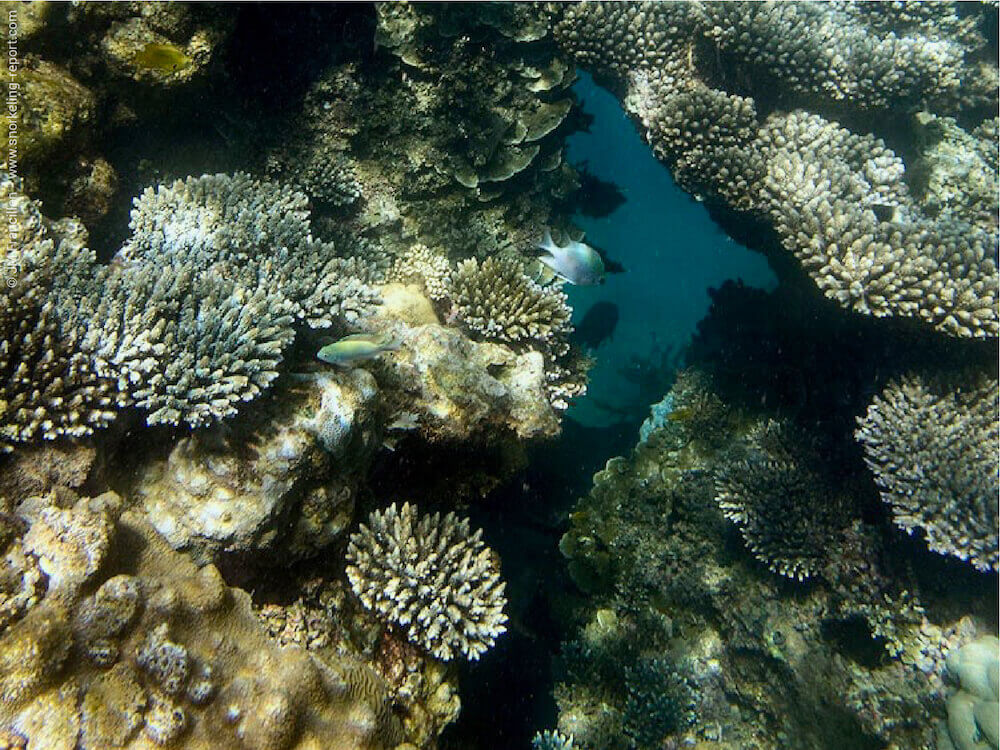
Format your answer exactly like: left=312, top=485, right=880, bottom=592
left=856, top=372, right=999, bottom=572
left=377, top=314, right=562, bottom=441
left=555, top=369, right=996, bottom=750
left=346, top=502, right=508, bottom=662
left=0, top=488, right=408, bottom=749
left=548, top=2, right=1000, bottom=338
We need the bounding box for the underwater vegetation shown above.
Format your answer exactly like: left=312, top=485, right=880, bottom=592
left=0, top=2, right=995, bottom=750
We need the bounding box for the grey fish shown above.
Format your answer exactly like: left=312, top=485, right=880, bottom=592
left=537, top=229, right=605, bottom=285
left=317, top=333, right=401, bottom=366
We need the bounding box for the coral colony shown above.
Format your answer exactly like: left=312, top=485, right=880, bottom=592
left=0, top=3, right=996, bottom=750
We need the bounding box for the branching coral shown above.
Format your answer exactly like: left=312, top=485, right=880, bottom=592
left=387, top=243, right=453, bottom=302
left=81, top=262, right=296, bottom=428
left=715, top=420, right=855, bottom=581
left=118, top=172, right=380, bottom=328
left=623, top=658, right=697, bottom=748
left=346, top=502, right=508, bottom=662
left=549, top=2, right=1000, bottom=339
left=54, top=172, right=382, bottom=429
left=448, top=255, right=572, bottom=354
left=701, top=2, right=985, bottom=111
left=754, top=110, right=998, bottom=338
left=855, top=372, right=999, bottom=572
left=0, top=175, right=119, bottom=451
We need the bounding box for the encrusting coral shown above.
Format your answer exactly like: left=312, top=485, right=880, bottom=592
left=856, top=372, right=1000, bottom=572
left=346, top=502, right=508, bottom=662
left=0, top=488, right=409, bottom=749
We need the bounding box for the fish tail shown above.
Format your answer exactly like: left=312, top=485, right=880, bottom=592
left=539, top=228, right=555, bottom=251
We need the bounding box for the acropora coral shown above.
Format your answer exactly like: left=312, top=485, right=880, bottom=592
left=346, top=502, right=508, bottom=662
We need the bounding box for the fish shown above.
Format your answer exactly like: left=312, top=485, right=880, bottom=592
left=572, top=301, right=619, bottom=350
left=317, top=333, right=401, bottom=366
left=133, top=43, right=192, bottom=73
left=537, top=229, right=605, bottom=285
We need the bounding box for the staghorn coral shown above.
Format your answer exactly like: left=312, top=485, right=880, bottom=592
left=754, top=110, right=998, bottom=339
left=84, top=261, right=297, bottom=428
left=714, top=420, right=856, bottom=582
left=346, top=502, right=508, bottom=662
left=855, top=372, right=999, bottom=572
left=701, top=2, right=988, bottom=111
left=448, top=255, right=572, bottom=353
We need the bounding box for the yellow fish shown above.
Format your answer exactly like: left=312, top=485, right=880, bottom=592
left=317, top=333, right=401, bottom=366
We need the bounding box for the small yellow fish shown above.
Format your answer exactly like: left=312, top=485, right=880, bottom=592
left=133, top=43, right=192, bottom=73
left=317, top=333, right=401, bottom=366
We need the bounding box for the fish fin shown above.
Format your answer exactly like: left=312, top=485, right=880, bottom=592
left=539, top=228, right=558, bottom=252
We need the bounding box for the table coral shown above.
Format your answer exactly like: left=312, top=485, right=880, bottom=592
left=549, top=1, right=999, bottom=338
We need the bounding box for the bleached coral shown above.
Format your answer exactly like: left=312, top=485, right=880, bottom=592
left=346, top=502, right=508, bottom=662
left=855, top=372, right=999, bottom=572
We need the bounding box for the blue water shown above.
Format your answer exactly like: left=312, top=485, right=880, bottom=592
left=564, top=74, right=776, bottom=427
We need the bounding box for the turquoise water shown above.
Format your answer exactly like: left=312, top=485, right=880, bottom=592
left=564, top=74, right=776, bottom=428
